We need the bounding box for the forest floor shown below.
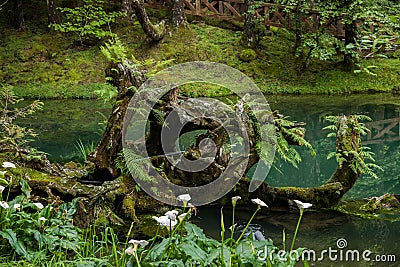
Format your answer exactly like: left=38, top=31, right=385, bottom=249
left=0, top=14, right=399, bottom=99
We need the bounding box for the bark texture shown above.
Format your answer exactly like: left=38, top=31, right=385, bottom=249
left=87, top=60, right=147, bottom=180
left=171, top=0, right=186, bottom=28
left=46, top=0, right=59, bottom=24
left=242, top=0, right=256, bottom=47
left=132, top=0, right=165, bottom=41
left=343, top=20, right=358, bottom=69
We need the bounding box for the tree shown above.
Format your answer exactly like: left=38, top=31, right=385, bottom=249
left=84, top=46, right=378, bottom=208
left=242, top=0, right=257, bottom=47
left=171, top=0, right=187, bottom=28
left=46, top=0, right=60, bottom=24
left=131, top=0, right=165, bottom=41
left=51, top=0, right=124, bottom=45
left=122, top=0, right=135, bottom=20
left=13, top=0, right=23, bottom=29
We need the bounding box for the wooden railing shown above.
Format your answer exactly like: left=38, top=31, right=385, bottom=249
left=144, top=0, right=345, bottom=37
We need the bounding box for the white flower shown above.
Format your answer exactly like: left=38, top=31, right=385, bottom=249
left=0, top=201, right=9, bottom=209
left=152, top=215, right=178, bottom=229
left=13, top=203, right=21, bottom=211
left=229, top=223, right=237, bottom=232
left=232, top=196, right=241, bottom=206
left=33, top=203, right=44, bottom=209
left=178, top=212, right=189, bottom=222
left=39, top=217, right=47, bottom=221
left=164, top=210, right=179, bottom=221
left=293, top=200, right=312, bottom=210
left=2, top=162, right=16, bottom=168
left=251, top=198, right=268, bottom=208
left=128, top=239, right=149, bottom=247
left=177, top=194, right=191, bottom=206
left=0, top=185, right=5, bottom=193
left=125, top=246, right=136, bottom=255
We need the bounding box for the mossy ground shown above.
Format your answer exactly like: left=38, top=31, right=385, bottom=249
left=1, top=14, right=399, bottom=99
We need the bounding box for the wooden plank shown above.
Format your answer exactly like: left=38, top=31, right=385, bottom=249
left=183, top=0, right=196, bottom=11
left=367, top=118, right=400, bottom=126
left=363, top=136, right=400, bottom=145
left=201, top=0, right=220, bottom=14
left=223, top=2, right=241, bottom=18
left=196, top=0, right=201, bottom=15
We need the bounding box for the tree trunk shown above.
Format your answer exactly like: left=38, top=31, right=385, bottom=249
left=13, top=0, right=23, bottom=29
left=226, top=115, right=362, bottom=208
left=87, top=60, right=147, bottom=180
left=46, top=0, right=59, bottom=24
left=294, top=0, right=303, bottom=52
left=242, top=0, right=256, bottom=47
left=122, top=0, right=135, bottom=20
left=343, top=20, right=358, bottom=69
left=171, top=0, right=186, bottom=28
left=131, top=0, right=165, bottom=42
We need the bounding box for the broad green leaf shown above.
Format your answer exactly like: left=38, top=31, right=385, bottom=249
left=180, top=240, right=208, bottom=264
left=0, top=229, right=30, bottom=260
left=184, top=222, right=207, bottom=239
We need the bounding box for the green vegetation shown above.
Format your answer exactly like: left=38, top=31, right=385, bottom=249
left=1, top=0, right=400, bottom=266
left=51, top=0, right=125, bottom=45
left=1, top=19, right=399, bottom=99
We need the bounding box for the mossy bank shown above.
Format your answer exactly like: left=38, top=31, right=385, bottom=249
left=1, top=18, right=399, bottom=99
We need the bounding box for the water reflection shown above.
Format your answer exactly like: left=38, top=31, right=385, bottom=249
left=193, top=205, right=400, bottom=267
left=265, top=94, right=400, bottom=199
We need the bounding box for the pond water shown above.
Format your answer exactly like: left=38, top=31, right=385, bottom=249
left=16, top=94, right=400, bottom=266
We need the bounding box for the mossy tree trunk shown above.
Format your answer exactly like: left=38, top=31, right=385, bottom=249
left=171, top=0, right=186, bottom=28
left=131, top=0, right=165, bottom=42
left=227, top=115, right=362, bottom=208
left=242, top=0, right=256, bottom=47
left=87, top=61, right=147, bottom=180
left=343, top=20, right=358, bottom=69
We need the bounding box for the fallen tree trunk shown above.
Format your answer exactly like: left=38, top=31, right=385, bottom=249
left=225, top=115, right=363, bottom=208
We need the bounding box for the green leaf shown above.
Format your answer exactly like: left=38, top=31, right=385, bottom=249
left=180, top=240, right=208, bottom=264
left=146, top=238, right=170, bottom=261
left=20, top=179, right=31, bottom=198
left=0, top=229, right=31, bottom=260
left=184, top=222, right=207, bottom=239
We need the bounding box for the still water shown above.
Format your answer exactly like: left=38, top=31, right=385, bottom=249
left=17, top=94, right=400, bottom=266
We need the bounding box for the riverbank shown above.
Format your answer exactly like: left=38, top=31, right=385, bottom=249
left=1, top=20, right=399, bottom=99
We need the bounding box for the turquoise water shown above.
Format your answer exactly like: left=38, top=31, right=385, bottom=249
left=15, top=94, right=400, bottom=266
left=18, top=95, right=400, bottom=197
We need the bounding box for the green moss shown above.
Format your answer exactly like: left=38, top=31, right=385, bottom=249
left=338, top=194, right=400, bottom=220
left=1, top=16, right=400, bottom=99
left=239, top=49, right=257, bottom=62
left=122, top=195, right=139, bottom=222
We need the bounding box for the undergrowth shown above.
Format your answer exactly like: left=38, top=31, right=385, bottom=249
left=0, top=15, right=399, bottom=99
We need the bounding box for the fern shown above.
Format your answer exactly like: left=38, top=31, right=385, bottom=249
left=324, top=115, right=382, bottom=179
left=115, top=148, right=155, bottom=183
left=100, top=37, right=129, bottom=64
